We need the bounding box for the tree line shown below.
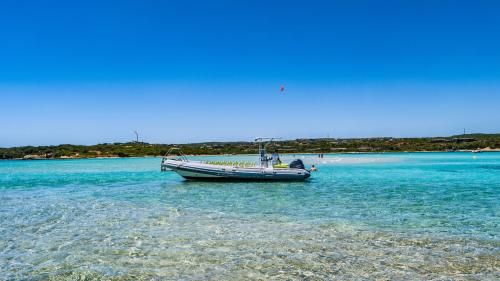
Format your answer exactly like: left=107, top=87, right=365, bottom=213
left=1, top=134, right=499, bottom=159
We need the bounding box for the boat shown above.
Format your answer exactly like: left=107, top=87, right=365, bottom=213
left=161, top=138, right=311, bottom=181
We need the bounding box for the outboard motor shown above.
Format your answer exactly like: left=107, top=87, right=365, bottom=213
left=289, top=159, right=305, bottom=169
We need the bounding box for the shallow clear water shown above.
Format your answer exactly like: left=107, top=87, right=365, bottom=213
left=1, top=153, right=499, bottom=280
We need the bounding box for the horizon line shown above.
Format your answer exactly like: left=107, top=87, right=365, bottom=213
left=2, top=132, right=499, bottom=149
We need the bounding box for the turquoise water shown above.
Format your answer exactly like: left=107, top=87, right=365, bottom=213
left=1, top=153, right=499, bottom=280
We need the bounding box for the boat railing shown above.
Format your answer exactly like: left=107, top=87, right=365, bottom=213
left=162, top=147, right=189, bottom=162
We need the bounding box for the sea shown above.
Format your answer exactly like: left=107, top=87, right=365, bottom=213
left=1, top=152, right=499, bottom=280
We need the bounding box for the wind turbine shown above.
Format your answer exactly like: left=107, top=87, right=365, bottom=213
left=134, top=131, right=139, bottom=143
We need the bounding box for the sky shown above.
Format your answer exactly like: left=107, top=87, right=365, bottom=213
left=0, top=0, right=499, bottom=147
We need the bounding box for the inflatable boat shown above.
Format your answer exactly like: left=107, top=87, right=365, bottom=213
left=161, top=138, right=311, bottom=181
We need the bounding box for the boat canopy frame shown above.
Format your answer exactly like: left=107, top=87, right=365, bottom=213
left=255, top=137, right=281, bottom=167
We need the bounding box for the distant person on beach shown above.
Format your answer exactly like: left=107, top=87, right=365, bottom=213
left=272, top=150, right=281, bottom=165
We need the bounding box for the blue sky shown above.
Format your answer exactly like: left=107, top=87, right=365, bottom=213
left=0, top=0, right=499, bottom=146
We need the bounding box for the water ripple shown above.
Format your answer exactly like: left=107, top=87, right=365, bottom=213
left=0, top=154, right=499, bottom=280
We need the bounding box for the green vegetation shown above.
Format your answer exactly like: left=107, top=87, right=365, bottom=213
left=1, top=134, right=499, bottom=160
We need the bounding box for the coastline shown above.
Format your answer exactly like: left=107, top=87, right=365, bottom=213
left=4, top=149, right=500, bottom=161
left=2, top=134, right=499, bottom=160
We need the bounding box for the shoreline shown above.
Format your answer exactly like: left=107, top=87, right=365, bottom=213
left=2, top=134, right=499, bottom=160
left=4, top=149, right=500, bottom=161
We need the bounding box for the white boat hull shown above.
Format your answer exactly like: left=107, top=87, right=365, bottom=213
left=161, top=159, right=310, bottom=181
